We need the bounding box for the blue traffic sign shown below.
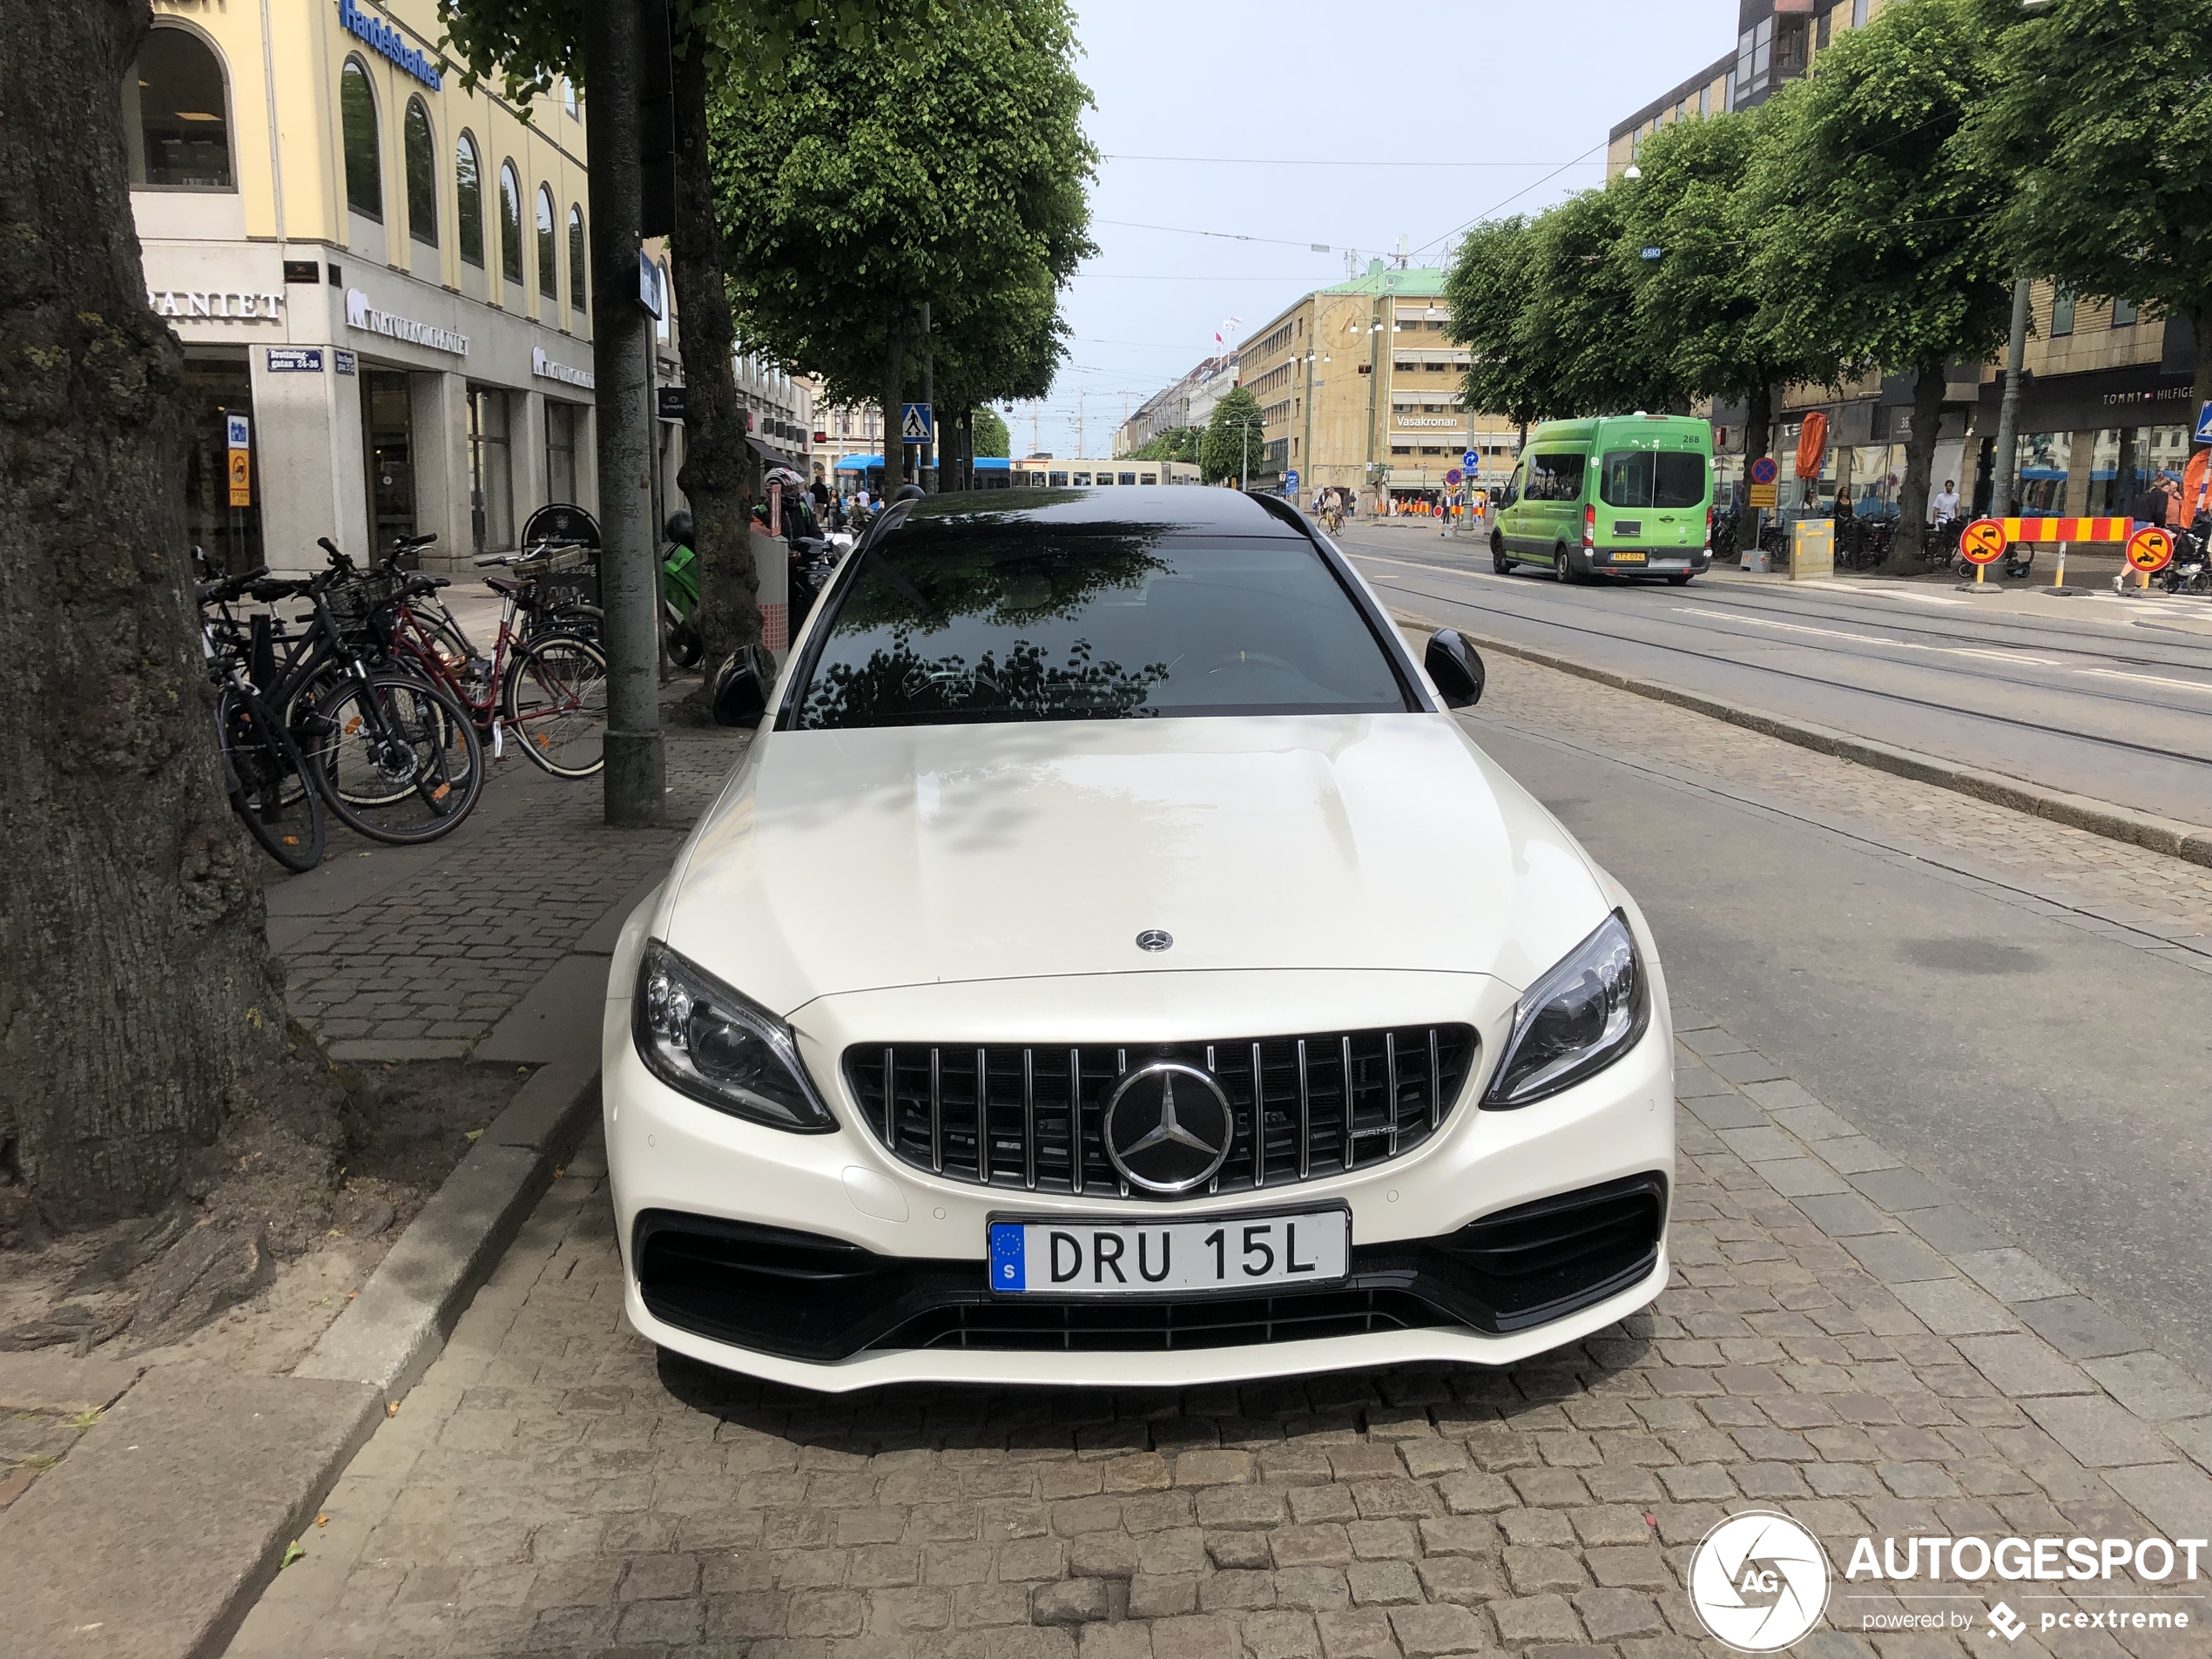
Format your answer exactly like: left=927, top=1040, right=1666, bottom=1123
left=1462, top=449, right=1479, bottom=469
left=1285, top=469, right=1299, bottom=493
left=900, top=402, right=934, bottom=442
left=2196, top=401, right=2212, bottom=444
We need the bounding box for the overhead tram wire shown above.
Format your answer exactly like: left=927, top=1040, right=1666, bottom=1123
left=1101, top=152, right=1604, bottom=168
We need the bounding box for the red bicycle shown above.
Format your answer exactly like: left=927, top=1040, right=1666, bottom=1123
left=377, top=543, right=608, bottom=779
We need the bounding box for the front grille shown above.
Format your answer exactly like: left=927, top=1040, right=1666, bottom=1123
left=842, top=1026, right=1479, bottom=1199
left=881, top=1289, right=1440, bottom=1352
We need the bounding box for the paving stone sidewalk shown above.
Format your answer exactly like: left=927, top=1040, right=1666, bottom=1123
left=228, top=1012, right=2212, bottom=1659
left=276, top=720, right=747, bottom=1057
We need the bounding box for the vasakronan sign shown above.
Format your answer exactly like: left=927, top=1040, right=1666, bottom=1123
left=345, top=289, right=468, bottom=356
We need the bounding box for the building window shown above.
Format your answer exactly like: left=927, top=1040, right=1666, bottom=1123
left=468, top=388, right=513, bottom=554
left=1817, top=7, right=1833, bottom=47
left=403, top=97, right=436, bottom=246
left=1851, top=0, right=1868, bottom=23
left=545, top=401, right=580, bottom=504
left=536, top=185, right=556, bottom=298
left=455, top=131, right=483, bottom=266
left=125, top=26, right=233, bottom=189
left=654, top=260, right=671, bottom=342
left=567, top=206, right=587, bottom=313
left=498, top=161, right=523, bottom=283
left=341, top=58, right=381, bottom=219
left=2112, top=296, right=2139, bottom=327
left=2050, top=289, right=2074, bottom=337
left=563, top=78, right=580, bottom=120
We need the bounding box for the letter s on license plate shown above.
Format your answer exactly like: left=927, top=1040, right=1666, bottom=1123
left=988, top=1209, right=1350, bottom=1296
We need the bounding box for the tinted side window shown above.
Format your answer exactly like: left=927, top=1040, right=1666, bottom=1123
left=1526, top=452, right=1586, bottom=502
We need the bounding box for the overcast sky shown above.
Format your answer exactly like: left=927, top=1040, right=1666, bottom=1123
left=1018, top=0, right=1738, bottom=460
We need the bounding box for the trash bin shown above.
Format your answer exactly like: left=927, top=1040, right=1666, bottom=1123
left=1789, top=519, right=1834, bottom=581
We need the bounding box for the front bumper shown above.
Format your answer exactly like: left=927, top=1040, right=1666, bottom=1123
left=603, top=966, right=1675, bottom=1393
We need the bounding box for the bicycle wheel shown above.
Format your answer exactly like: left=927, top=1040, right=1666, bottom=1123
left=502, top=633, right=608, bottom=778
left=215, top=685, right=327, bottom=872
left=298, top=673, right=485, bottom=844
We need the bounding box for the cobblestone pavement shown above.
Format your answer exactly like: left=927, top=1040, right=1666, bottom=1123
left=276, top=721, right=746, bottom=1054
left=229, top=1013, right=2212, bottom=1659
left=1438, top=636, right=2212, bottom=971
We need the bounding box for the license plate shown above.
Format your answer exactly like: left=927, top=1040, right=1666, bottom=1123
left=1611, top=551, right=1647, bottom=563
left=988, top=1208, right=1350, bottom=1296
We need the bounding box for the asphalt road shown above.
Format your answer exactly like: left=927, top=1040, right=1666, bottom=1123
left=1453, top=698, right=2212, bottom=1384
left=1337, top=522, right=2212, bottom=826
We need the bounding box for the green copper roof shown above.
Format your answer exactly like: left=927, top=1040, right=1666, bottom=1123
left=1321, top=265, right=1449, bottom=297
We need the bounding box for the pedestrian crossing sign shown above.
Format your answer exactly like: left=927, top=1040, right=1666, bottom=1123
left=900, top=403, right=934, bottom=442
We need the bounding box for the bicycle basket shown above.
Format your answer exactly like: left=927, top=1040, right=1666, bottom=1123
left=326, top=569, right=412, bottom=636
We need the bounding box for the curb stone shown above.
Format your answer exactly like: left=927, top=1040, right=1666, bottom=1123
left=1391, top=608, right=2212, bottom=870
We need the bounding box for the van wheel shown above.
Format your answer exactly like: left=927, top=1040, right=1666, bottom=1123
left=1490, top=530, right=1514, bottom=574
left=1554, top=544, right=1581, bottom=585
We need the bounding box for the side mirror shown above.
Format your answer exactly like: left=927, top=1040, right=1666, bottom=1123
left=1425, top=629, right=1485, bottom=710
left=711, top=643, right=777, bottom=727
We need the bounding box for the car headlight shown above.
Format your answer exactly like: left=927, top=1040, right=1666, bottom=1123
left=633, top=941, right=835, bottom=1131
left=1483, top=910, right=1650, bottom=1109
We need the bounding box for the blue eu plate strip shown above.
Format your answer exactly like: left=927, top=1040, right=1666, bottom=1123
left=989, top=1223, right=1026, bottom=1292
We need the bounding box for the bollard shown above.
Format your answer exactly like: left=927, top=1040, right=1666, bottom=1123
left=2053, top=543, right=2066, bottom=590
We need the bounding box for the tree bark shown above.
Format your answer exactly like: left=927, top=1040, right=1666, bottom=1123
left=0, top=0, right=284, bottom=1224
left=1742, top=378, right=1775, bottom=485
left=880, top=322, right=907, bottom=494
left=668, top=23, right=759, bottom=678
left=1885, top=359, right=1946, bottom=573
left=585, top=0, right=663, bottom=825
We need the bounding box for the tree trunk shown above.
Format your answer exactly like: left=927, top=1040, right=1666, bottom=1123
left=2191, top=308, right=2212, bottom=515
left=1743, top=379, right=1775, bottom=485
left=0, top=0, right=284, bottom=1225
left=1885, top=359, right=1946, bottom=574
left=585, top=0, right=663, bottom=826
left=668, top=24, right=759, bottom=679
left=880, top=323, right=907, bottom=494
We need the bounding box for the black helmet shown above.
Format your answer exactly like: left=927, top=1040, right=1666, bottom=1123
left=664, top=509, right=693, bottom=547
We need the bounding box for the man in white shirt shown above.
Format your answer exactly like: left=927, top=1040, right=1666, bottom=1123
left=1931, top=480, right=1961, bottom=522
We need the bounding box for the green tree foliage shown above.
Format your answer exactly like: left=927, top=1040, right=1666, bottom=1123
left=1746, top=0, right=2009, bottom=567
left=1446, top=219, right=1547, bottom=437
left=972, top=406, right=1011, bottom=458
left=1131, top=428, right=1201, bottom=465
left=1973, top=0, right=2212, bottom=416
left=1515, top=186, right=1680, bottom=417
left=711, top=0, right=1094, bottom=491
left=1200, top=388, right=1265, bottom=486
left=1620, top=104, right=1832, bottom=475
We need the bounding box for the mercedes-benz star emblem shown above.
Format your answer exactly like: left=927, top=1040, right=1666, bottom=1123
left=1135, top=930, right=1173, bottom=953
left=1103, top=1062, right=1233, bottom=1192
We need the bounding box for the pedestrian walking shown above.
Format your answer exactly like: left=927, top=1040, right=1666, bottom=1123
left=1931, top=479, right=1960, bottom=523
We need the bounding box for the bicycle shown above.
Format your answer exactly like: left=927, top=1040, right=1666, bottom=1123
left=249, top=543, right=488, bottom=844
left=195, top=557, right=327, bottom=872
left=378, top=548, right=610, bottom=778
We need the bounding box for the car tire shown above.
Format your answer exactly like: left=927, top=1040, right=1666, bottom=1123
left=1555, top=544, right=1581, bottom=585
left=1491, top=530, right=1514, bottom=574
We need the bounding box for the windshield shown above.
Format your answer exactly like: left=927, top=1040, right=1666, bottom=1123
left=1600, top=449, right=1707, bottom=509
left=790, top=518, right=1411, bottom=729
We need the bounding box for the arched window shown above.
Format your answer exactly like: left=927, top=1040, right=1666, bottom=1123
left=497, top=161, right=523, bottom=283
left=455, top=131, right=483, bottom=266
left=403, top=97, right=436, bottom=246
left=535, top=185, right=556, bottom=298
left=340, top=58, right=381, bottom=219
left=125, top=25, right=233, bottom=188
left=654, top=260, right=671, bottom=341
left=567, top=205, right=587, bottom=313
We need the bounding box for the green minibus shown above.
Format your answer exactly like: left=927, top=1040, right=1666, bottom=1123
left=1491, top=414, right=1713, bottom=584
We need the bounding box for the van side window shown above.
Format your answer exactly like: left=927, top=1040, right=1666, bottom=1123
left=1526, top=452, right=1586, bottom=502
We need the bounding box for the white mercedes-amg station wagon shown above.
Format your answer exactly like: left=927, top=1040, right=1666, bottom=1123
left=603, top=489, right=1673, bottom=1391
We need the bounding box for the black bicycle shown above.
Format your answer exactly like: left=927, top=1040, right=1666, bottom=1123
left=196, top=559, right=327, bottom=872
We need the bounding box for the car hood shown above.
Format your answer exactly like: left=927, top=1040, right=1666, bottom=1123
left=662, top=713, right=1612, bottom=1016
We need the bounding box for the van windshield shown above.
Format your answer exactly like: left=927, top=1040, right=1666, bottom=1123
left=1600, top=450, right=1706, bottom=509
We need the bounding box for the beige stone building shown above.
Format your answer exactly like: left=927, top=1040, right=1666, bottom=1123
left=1233, top=265, right=1521, bottom=507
